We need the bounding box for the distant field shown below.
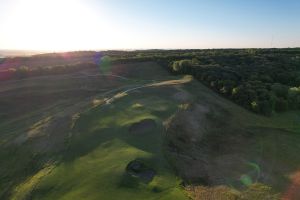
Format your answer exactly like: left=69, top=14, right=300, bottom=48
left=0, top=58, right=300, bottom=200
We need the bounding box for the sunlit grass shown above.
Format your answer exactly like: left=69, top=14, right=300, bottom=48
left=27, top=89, right=188, bottom=200
left=11, top=165, right=55, bottom=200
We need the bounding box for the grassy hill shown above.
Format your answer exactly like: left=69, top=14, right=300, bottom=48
left=0, top=60, right=299, bottom=199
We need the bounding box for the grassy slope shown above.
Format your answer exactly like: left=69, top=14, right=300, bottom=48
left=29, top=94, right=187, bottom=200
left=170, top=80, right=300, bottom=196
left=1, top=62, right=189, bottom=200
left=1, top=62, right=300, bottom=199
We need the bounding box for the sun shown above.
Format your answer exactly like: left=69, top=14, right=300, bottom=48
left=3, top=0, right=110, bottom=51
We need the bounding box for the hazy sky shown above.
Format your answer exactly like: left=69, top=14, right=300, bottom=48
left=0, top=0, right=300, bottom=51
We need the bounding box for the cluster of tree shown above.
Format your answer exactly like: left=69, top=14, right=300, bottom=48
left=8, top=62, right=98, bottom=79
left=166, top=49, right=300, bottom=115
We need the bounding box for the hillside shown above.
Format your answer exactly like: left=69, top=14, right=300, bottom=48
left=0, top=56, right=299, bottom=200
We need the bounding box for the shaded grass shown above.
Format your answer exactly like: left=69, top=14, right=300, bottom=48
left=170, top=79, right=300, bottom=196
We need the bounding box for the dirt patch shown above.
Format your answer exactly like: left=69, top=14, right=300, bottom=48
left=129, top=119, right=156, bottom=135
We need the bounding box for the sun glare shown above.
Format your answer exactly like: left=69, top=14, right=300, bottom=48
left=3, top=0, right=111, bottom=51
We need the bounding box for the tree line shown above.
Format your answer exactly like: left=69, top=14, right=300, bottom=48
left=166, top=49, right=300, bottom=115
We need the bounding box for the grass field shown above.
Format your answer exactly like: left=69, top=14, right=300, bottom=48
left=26, top=93, right=187, bottom=200
left=0, top=62, right=190, bottom=200
left=1, top=61, right=300, bottom=200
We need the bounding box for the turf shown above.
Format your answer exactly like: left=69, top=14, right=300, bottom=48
left=11, top=86, right=189, bottom=200
left=0, top=63, right=190, bottom=200
left=1, top=62, right=300, bottom=200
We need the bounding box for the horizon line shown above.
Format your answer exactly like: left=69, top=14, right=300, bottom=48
left=1, top=47, right=300, bottom=53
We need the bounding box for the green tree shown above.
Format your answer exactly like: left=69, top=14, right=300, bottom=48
left=271, top=83, right=289, bottom=99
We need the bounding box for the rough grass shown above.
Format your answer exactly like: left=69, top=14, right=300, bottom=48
left=1, top=62, right=300, bottom=200
left=166, top=80, right=300, bottom=198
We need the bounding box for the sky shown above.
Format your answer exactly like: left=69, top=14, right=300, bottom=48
left=0, top=0, right=300, bottom=51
